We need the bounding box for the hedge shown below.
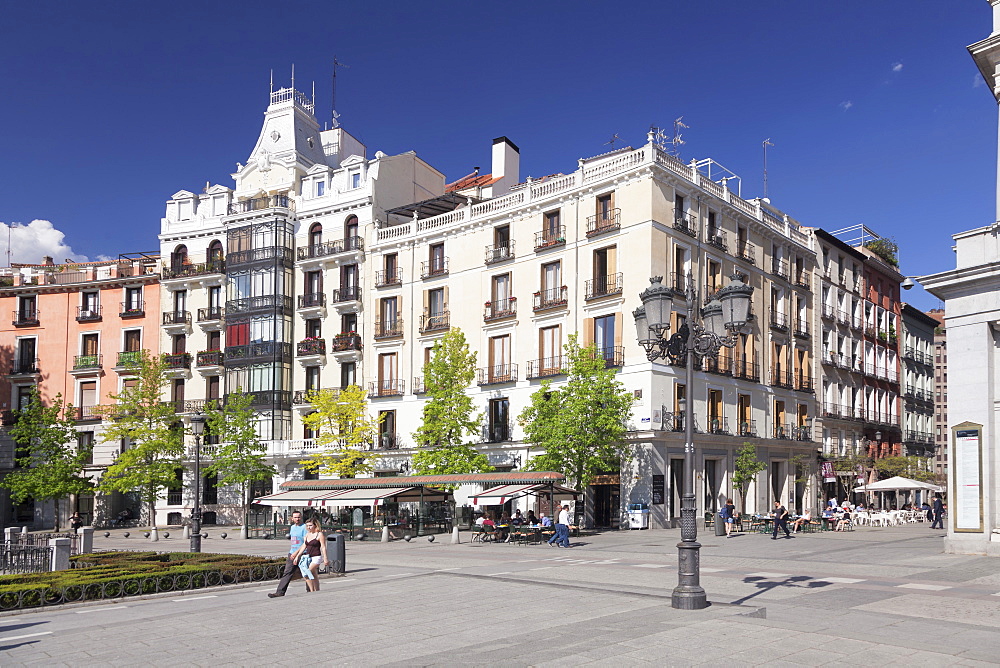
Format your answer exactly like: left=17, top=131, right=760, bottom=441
left=0, top=551, right=286, bottom=610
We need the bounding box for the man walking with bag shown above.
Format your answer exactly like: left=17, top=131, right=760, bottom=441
left=930, top=494, right=945, bottom=530
left=771, top=501, right=792, bottom=539
left=268, top=511, right=308, bottom=598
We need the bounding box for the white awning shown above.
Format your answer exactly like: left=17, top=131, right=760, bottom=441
left=252, top=490, right=348, bottom=506
left=307, top=486, right=451, bottom=507
left=472, top=483, right=579, bottom=506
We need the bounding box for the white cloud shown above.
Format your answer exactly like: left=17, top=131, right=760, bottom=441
left=839, top=100, right=853, bottom=111
left=0, top=220, right=89, bottom=264
left=891, top=62, right=903, bottom=73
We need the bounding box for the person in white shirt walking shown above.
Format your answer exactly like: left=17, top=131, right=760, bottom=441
left=548, top=505, right=571, bottom=548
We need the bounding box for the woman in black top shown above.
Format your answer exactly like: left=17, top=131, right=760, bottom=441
left=291, top=518, right=330, bottom=591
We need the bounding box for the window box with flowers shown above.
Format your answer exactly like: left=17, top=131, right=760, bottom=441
left=332, top=332, right=362, bottom=352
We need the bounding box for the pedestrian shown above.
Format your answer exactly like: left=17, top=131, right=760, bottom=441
left=268, top=511, right=308, bottom=598
left=930, top=494, right=945, bottom=530
left=771, top=501, right=791, bottom=539
left=290, top=517, right=330, bottom=592
left=719, top=498, right=737, bottom=537
left=548, top=504, right=571, bottom=548
left=69, top=512, right=84, bottom=531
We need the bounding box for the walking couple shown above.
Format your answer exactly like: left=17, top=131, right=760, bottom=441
left=269, top=511, right=332, bottom=597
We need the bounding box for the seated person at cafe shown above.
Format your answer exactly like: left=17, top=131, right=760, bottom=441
left=512, top=509, right=525, bottom=526
left=835, top=506, right=852, bottom=531
left=539, top=512, right=553, bottom=527
left=474, top=512, right=486, bottom=527
left=525, top=510, right=538, bottom=525
left=822, top=507, right=839, bottom=530
left=792, top=508, right=811, bottom=532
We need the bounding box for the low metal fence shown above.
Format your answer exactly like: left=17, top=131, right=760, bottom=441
left=0, top=544, right=52, bottom=574
left=7, top=532, right=80, bottom=555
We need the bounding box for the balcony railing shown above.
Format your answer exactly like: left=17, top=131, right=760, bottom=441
left=10, top=358, right=39, bottom=375
left=706, top=229, right=728, bottom=252
left=795, top=375, right=814, bottom=393
left=670, top=272, right=691, bottom=296
left=162, top=311, right=191, bottom=326
left=374, top=319, right=404, bottom=339
left=769, top=312, right=789, bottom=331
left=163, top=353, right=191, bottom=369
left=196, top=350, right=224, bottom=366
left=586, top=208, right=621, bottom=236
left=224, top=342, right=293, bottom=363
left=821, top=304, right=836, bottom=320
left=76, top=306, right=102, bottom=322
left=707, top=416, right=730, bottom=435
left=731, top=358, right=760, bottom=382
left=769, top=369, right=794, bottom=389
left=228, top=194, right=291, bottom=214
left=12, top=309, right=39, bottom=326
left=197, top=306, right=224, bottom=322
left=477, top=364, right=518, bottom=385
left=226, top=246, right=294, bottom=266
left=298, top=292, right=326, bottom=309
left=72, top=354, right=102, bottom=371
left=595, top=345, right=624, bottom=368
left=296, top=338, right=326, bottom=357
left=368, top=380, right=405, bottom=398
left=526, top=356, right=567, bottom=379
left=773, top=423, right=794, bottom=440
left=837, top=310, right=852, bottom=327
left=737, top=419, right=757, bottom=437
left=331, top=286, right=362, bottom=303
left=903, top=430, right=934, bottom=445
left=793, top=319, right=810, bottom=338
left=226, top=295, right=293, bottom=315
left=375, top=269, right=402, bottom=287
left=534, top=226, right=566, bottom=251
left=737, top=241, right=756, bottom=265
left=116, top=351, right=142, bottom=368
left=484, top=241, right=515, bottom=265
left=484, top=297, right=517, bottom=322
left=331, top=333, right=362, bottom=352
left=795, top=271, right=811, bottom=290
left=482, top=421, right=512, bottom=443
left=76, top=405, right=101, bottom=422
left=162, top=260, right=225, bottom=280
left=412, top=377, right=427, bottom=395
left=292, top=389, right=338, bottom=405
left=585, top=273, right=623, bottom=300
left=673, top=212, right=698, bottom=238
left=771, top=259, right=789, bottom=281
left=419, top=310, right=450, bottom=334
left=296, top=236, right=363, bottom=261
left=120, top=302, right=145, bottom=318
left=420, top=258, right=449, bottom=279
left=533, top=286, right=568, bottom=311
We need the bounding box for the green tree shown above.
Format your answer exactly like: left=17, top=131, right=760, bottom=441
left=300, top=385, right=381, bottom=478
left=95, top=350, right=183, bottom=528
left=411, top=327, right=492, bottom=480
left=732, top=442, right=767, bottom=513
left=873, top=455, right=935, bottom=482
left=519, top=335, right=635, bottom=490
left=1, top=388, right=93, bottom=529
left=204, top=390, right=276, bottom=523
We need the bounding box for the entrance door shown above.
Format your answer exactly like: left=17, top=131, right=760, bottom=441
left=669, top=458, right=684, bottom=525
left=704, top=459, right=720, bottom=513
left=592, top=484, right=620, bottom=529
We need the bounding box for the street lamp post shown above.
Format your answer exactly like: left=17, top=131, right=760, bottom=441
left=188, top=413, right=206, bottom=553
left=633, top=274, right=753, bottom=610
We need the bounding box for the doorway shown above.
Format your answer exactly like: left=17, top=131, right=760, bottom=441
left=592, top=484, right=620, bottom=529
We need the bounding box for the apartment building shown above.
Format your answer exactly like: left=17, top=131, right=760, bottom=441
left=899, top=304, right=935, bottom=460
left=925, top=308, right=947, bottom=478
left=0, top=255, right=160, bottom=527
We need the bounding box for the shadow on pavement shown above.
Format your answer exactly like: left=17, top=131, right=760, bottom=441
left=731, top=575, right=832, bottom=605
left=0, top=621, right=48, bottom=635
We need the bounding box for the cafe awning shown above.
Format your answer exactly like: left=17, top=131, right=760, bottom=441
left=253, top=490, right=347, bottom=506
left=255, top=486, right=452, bottom=507
left=472, top=483, right=579, bottom=506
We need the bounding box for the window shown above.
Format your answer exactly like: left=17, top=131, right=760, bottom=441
left=304, top=270, right=322, bottom=296
left=17, top=295, right=36, bottom=320
left=429, top=243, right=445, bottom=273
left=203, top=473, right=218, bottom=505
left=124, top=287, right=143, bottom=312
left=379, top=410, right=395, bottom=448
left=592, top=246, right=617, bottom=295
left=707, top=260, right=722, bottom=293
left=491, top=273, right=510, bottom=303
left=80, top=381, right=97, bottom=414
left=350, top=171, right=361, bottom=189
left=340, top=361, right=356, bottom=389
left=168, top=470, right=183, bottom=505
left=341, top=313, right=357, bottom=334
left=539, top=325, right=561, bottom=371
left=305, top=366, right=320, bottom=392
left=206, top=376, right=220, bottom=400
left=543, top=210, right=561, bottom=238
left=207, top=330, right=221, bottom=350
left=308, top=223, right=322, bottom=248
left=774, top=400, right=786, bottom=437
left=384, top=253, right=397, bottom=274
left=208, top=286, right=222, bottom=310
left=597, top=193, right=614, bottom=221
left=737, top=394, right=751, bottom=435
left=315, top=181, right=325, bottom=197
left=172, top=378, right=185, bottom=404
left=77, top=431, right=94, bottom=466
left=173, top=334, right=186, bottom=355
left=81, top=333, right=99, bottom=356
left=489, top=335, right=511, bottom=381
left=81, top=291, right=99, bottom=316
left=173, top=290, right=187, bottom=315
left=305, top=318, right=321, bottom=339
left=378, top=353, right=397, bottom=394
left=345, top=216, right=359, bottom=242
left=542, top=261, right=561, bottom=291
left=594, top=314, right=616, bottom=362
left=708, top=389, right=722, bottom=432
left=124, top=330, right=141, bottom=352
left=707, top=211, right=718, bottom=238
left=428, top=288, right=445, bottom=316
left=487, top=398, right=510, bottom=442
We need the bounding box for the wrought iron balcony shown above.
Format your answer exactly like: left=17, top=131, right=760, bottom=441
left=737, top=242, right=756, bottom=265
left=773, top=423, right=794, bottom=440
left=76, top=405, right=101, bottom=422
left=821, top=304, right=836, bottom=320
left=296, top=236, right=364, bottom=261
left=412, top=377, right=426, bottom=395
left=484, top=297, right=516, bottom=322
left=595, top=346, right=624, bottom=368
left=420, top=258, right=449, bottom=279
left=226, top=246, right=294, bottom=266
left=72, top=354, right=102, bottom=371
left=477, top=364, right=518, bottom=386
left=76, top=306, right=102, bottom=322
left=332, top=286, right=362, bottom=303
left=116, top=351, right=143, bottom=368
left=586, top=208, right=621, bottom=237
left=673, top=212, right=698, bottom=238
left=795, top=270, right=811, bottom=290
left=374, top=319, right=404, bottom=339
left=731, top=358, right=760, bottom=382
left=419, top=310, right=450, bottom=334
left=707, top=416, right=730, bottom=435
left=706, top=228, right=728, bottom=252
left=769, top=369, right=794, bottom=389
left=162, top=311, right=191, bottom=326
left=482, top=421, right=512, bottom=443
left=226, top=295, right=293, bottom=315
left=163, top=353, right=191, bottom=369
left=670, top=272, right=691, bottom=296
left=10, top=358, right=39, bottom=375
left=771, top=259, right=789, bottom=281
left=795, top=375, right=814, bottom=393
left=298, top=292, right=326, bottom=309
left=12, top=309, right=39, bottom=326
left=737, top=419, right=757, bottom=437
left=368, top=380, right=405, bottom=398
left=793, top=319, right=810, bottom=338
left=162, top=260, right=225, bottom=280
left=837, top=310, right=852, bottom=327
left=375, top=269, right=402, bottom=287
left=484, top=241, right=515, bottom=265
left=376, top=433, right=399, bottom=450
left=197, top=306, right=224, bottom=322
left=224, top=341, right=293, bottom=363
left=196, top=350, right=224, bottom=366
left=769, top=312, right=789, bottom=331
left=296, top=338, right=326, bottom=357
left=227, top=194, right=291, bottom=214
left=292, top=389, right=337, bottom=405
left=533, top=286, right=567, bottom=311
left=526, top=356, right=567, bottom=379
left=331, top=333, right=362, bottom=352
left=534, top=226, right=566, bottom=251
left=120, top=301, right=145, bottom=318
left=585, top=273, right=623, bottom=300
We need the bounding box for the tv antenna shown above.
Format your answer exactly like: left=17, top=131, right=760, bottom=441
left=604, top=133, right=622, bottom=149
left=332, top=57, right=350, bottom=127
left=762, top=138, right=774, bottom=198
left=670, top=117, right=688, bottom=155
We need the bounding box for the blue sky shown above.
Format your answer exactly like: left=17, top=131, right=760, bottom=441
left=0, top=1, right=994, bottom=310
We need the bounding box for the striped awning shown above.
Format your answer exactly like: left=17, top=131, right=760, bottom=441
left=252, top=490, right=348, bottom=506
left=254, top=486, right=452, bottom=507
left=472, top=483, right=579, bottom=506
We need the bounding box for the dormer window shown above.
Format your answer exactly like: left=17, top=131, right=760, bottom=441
left=316, top=181, right=325, bottom=197
left=350, top=171, right=361, bottom=189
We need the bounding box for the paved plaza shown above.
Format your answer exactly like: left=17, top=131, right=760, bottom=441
left=1, top=523, right=998, bottom=666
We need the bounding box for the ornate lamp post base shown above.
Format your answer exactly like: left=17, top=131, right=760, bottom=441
left=672, top=539, right=708, bottom=609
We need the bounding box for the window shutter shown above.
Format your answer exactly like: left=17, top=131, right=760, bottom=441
left=583, top=317, right=594, bottom=348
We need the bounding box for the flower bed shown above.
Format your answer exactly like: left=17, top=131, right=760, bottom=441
left=0, top=552, right=285, bottom=611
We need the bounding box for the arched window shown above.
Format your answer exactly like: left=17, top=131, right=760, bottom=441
left=207, top=240, right=224, bottom=267
left=345, top=216, right=359, bottom=249
left=171, top=245, right=188, bottom=271
left=308, top=223, right=323, bottom=249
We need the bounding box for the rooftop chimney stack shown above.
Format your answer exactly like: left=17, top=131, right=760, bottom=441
left=490, top=137, right=520, bottom=197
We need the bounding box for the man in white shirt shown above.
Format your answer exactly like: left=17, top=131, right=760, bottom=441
left=548, top=505, right=571, bottom=548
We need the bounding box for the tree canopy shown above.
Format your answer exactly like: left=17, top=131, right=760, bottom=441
left=732, top=442, right=766, bottom=512
left=300, top=385, right=381, bottom=478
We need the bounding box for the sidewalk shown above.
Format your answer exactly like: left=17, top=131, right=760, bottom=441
left=1, top=523, right=996, bottom=666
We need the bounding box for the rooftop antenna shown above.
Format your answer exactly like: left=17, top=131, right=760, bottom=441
left=604, top=133, right=622, bottom=149
left=332, top=57, right=350, bottom=127
left=291, top=63, right=295, bottom=91
left=269, top=69, right=273, bottom=95
left=312, top=80, right=316, bottom=108
left=651, top=125, right=670, bottom=152
left=762, top=138, right=774, bottom=198
left=670, top=116, right=688, bottom=156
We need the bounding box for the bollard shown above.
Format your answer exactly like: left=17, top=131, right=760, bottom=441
left=79, top=527, right=94, bottom=554
left=240, top=525, right=248, bottom=540
left=381, top=526, right=390, bottom=543
left=49, top=537, right=71, bottom=572
left=183, top=525, right=191, bottom=540
left=20, top=526, right=27, bottom=535
left=451, top=526, right=461, bottom=544
left=4, top=527, right=16, bottom=545
left=149, top=526, right=159, bottom=542
left=326, top=533, right=346, bottom=576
